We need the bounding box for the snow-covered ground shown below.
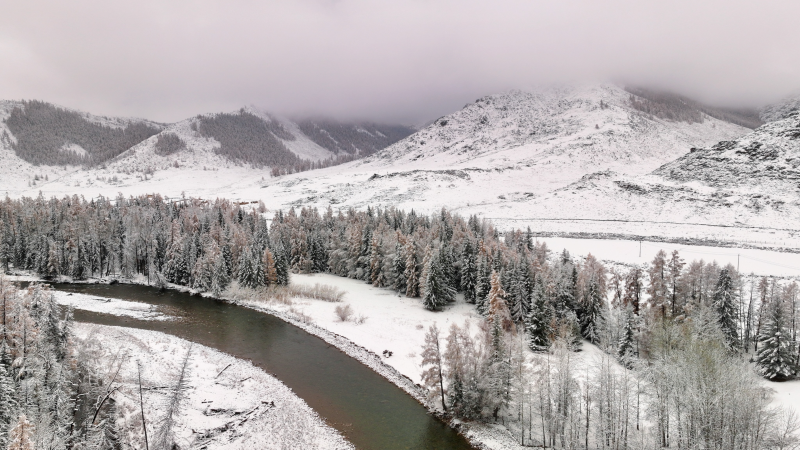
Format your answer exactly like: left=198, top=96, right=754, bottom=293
left=533, top=237, right=800, bottom=278
left=40, top=290, right=354, bottom=450
left=53, top=290, right=172, bottom=321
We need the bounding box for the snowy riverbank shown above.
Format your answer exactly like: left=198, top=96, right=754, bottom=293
left=71, top=323, right=354, bottom=450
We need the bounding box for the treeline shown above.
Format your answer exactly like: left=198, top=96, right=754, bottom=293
left=0, top=195, right=796, bottom=375
left=194, top=111, right=302, bottom=169
left=297, top=119, right=414, bottom=156
left=0, top=281, right=123, bottom=449
left=5, top=100, right=162, bottom=166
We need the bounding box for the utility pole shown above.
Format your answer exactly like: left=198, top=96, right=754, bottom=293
left=639, top=240, right=642, bottom=258
left=737, top=254, right=740, bottom=273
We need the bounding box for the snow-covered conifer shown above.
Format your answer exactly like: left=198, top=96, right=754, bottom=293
left=525, top=280, right=552, bottom=352
left=756, top=297, right=796, bottom=380
left=422, top=248, right=456, bottom=311
left=617, top=306, right=637, bottom=368
left=713, top=268, right=739, bottom=349
left=404, top=240, right=419, bottom=297
left=460, top=241, right=477, bottom=304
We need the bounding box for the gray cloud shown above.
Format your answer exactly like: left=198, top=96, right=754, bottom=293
left=1, top=0, right=798, bottom=124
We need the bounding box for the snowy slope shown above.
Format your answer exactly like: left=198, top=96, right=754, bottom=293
left=518, top=109, right=800, bottom=233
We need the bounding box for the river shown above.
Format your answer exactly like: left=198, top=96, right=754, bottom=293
left=49, top=283, right=475, bottom=450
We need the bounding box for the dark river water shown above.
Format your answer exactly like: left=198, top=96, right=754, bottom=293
left=48, top=283, right=475, bottom=450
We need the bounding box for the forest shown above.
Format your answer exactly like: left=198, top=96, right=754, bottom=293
left=296, top=119, right=414, bottom=156
left=0, top=194, right=799, bottom=448
left=4, top=101, right=162, bottom=166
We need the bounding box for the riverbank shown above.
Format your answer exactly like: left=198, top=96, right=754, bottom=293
left=231, top=274, right=531, bottom=450
left=8, top=280, right=355, bottom=450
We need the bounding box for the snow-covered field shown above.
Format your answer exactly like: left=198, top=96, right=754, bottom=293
left=534, top=237, right=800, bottom=278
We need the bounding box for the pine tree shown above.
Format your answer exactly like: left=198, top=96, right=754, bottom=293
left=274, top=246, right=290, bottom=285
left=525, top=281, right=552, bottom=352
left=460, top=241, right=477, bottom=304
left=580, top=279, right=604, bottom=344
left=714, top=268, right=739, bottom=349
left=392, top=241, right=407, bottom=294
left=369, top=235, right=384, bottom=287
left=617, top=306, right=637, bottom=368
left=475, top=253, right=491, bottom=316
left=756, top=298, right=797, bottom=380
left=422, top=249, right=456, bottom=311
left=509, top=263, right=532, bottom=323
left=237, top=245, right=265, bottom=288
left=211, top=255, right=230, bottom=297
left=404, top=240, right=419, bottom=297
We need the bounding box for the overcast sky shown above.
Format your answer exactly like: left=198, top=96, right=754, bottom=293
left=1, top=0, right=799, bottom=125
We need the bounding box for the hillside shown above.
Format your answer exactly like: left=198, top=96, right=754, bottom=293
left=0, top=102, right=414, bottom=197
left=0, top=101, right=414, bottom=171
left=252, top=84, right=750, bottom=213
left=516, top=108, right=800, bottom=237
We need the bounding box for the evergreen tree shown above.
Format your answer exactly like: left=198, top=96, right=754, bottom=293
left=713, top=268, right=739, bottom=349
left=525, top=281, right=552, bottom=352
left=618, top=306, right=637, bottom=368
left=580, top=279, right=604, bottom=344
left=422, top=249, right=456, bottom=311
left=460, top=241, right=477, bottom=304
left=475, top=253, right=491, bottom=316
left=211, top=255, right=230, bottom=296
left=391, top=241, right=407, bottom=294
left=274, top=246, right=290, bottom=286
left=509, top=262, right=532, bottom=323
left=648, top=250, right=669, bottom=318
left=404, top=240, right=419, bottom=297
left=756, top=297, right=797, bottom=380
left=237, top=245, right=265, bottom=288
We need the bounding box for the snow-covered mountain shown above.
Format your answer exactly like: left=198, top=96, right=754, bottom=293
left=761, top=94, right=800, bottom=123
left=0, top=101, right=413, bottom=197
left=522, top=107, right=800, bottom=233
left=0, top=101, right=413, bottom=169
left=252, top=84, right=750, bottom=213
